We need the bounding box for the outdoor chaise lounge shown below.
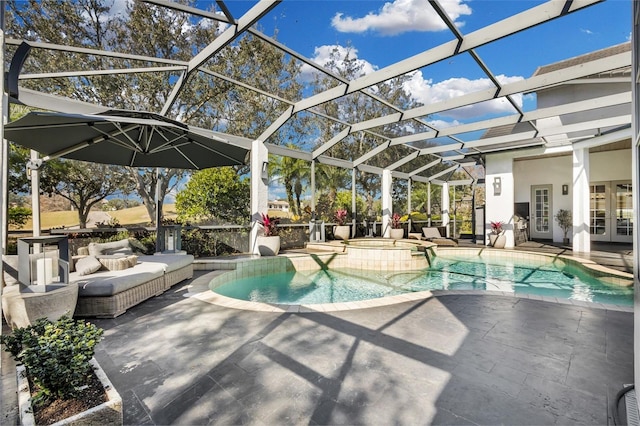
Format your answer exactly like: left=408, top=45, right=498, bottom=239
left=71, top=239, right=194, bottom=318
left=421, top=227, right=458, bottom=246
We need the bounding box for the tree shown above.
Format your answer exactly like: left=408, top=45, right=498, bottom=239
left=269, top=151, right=310, bottom=217
left=7, top=1, right=309, bottom=225
left=310, top=44, right=424, bottom=217
left=127, top=168, right=189, bottom=225
left=314, top=163, right=350, bottom=221
left=7, top=1, right=201, bottom=224
left=8, top=206, right=31, bottom=227
left=41, top=160, right=134, bottom=228
left=175, top=167, right=249, bottom=225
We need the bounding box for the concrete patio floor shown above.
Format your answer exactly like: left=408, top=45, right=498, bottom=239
left=1, top=241, right=635, bottom=425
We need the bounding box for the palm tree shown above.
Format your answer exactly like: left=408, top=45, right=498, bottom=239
left=269, top=150, right=310, bottom=217
left=315, top=163, right=350, bottom=220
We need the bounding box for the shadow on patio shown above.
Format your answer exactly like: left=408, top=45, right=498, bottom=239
left=78, top=271, right=633, bottom=425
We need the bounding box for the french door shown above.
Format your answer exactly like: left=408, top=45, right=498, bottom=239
left=590, top=183, right=608, bottom=241
left=613, top=182, right=633, bottom=242
left=530, top=185, right=553, bottom=240
left=589, top=181, right=633, bottom=243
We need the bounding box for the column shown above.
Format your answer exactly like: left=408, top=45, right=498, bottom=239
left=250, top=140, right=269, bottom=254
left=351, top=169, right=357, bottom=238
left=572, top=147, right=590, bottom=253
left=381, top=169, right=392, bottom=238
left=427, top=182, right=431, bottom=226
left=30, top=150, right=40, bottom=237
left=441, top=182, right=450, bottom=237
left=485, top=153, right=515, bottom=248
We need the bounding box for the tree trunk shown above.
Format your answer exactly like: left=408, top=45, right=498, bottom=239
left=294, top=180, right=303, bottom=217
left=78, top=204, right=89, bottom=228
left=135, top=172, right=156, bottom=225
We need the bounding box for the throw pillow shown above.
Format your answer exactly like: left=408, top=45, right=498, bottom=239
left=88, top=238, right=131, bottom=256
left=104, top=247, right=134, bottom=256
left=75, top=256, right=102, bottom=276
left=127, top=255, right=139, bottom=268
left=96, top=255, right=128, bottom=271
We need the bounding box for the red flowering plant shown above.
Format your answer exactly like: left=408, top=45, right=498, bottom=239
left=391, top=213, right=402, bottom=229
left=335, top=208, right=348, bottom=226
left=490, top=221, right=504, bottom=234
left=259, top=213, right=280, bottom=236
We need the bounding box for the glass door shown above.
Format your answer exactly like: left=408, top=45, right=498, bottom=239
left=590, top=183, right=608, bottom=241
left=613, top=181, right=633, bottom=243
left=530, top=185, right=552, bottom=239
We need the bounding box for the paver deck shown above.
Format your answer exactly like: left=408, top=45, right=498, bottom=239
left=1, top=241, right=634, bottom=425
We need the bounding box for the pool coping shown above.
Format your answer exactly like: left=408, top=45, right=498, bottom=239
left=192, top=247, right=634, bottom=313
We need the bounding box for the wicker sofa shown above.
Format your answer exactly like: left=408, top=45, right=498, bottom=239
left=70, top=238, right=194, bottom=318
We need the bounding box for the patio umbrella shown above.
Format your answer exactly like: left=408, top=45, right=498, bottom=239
left=4, top=109, right=251, bottom=251
left=4, top=110, right=249, bottom=169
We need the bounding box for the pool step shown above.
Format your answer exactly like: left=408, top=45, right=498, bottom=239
left=193, top=255, right=259, bottom=271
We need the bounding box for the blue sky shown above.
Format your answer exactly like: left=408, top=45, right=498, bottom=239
left=212, top=0, right=631, bottom=125
left=172, top=1, right=631, bottom=202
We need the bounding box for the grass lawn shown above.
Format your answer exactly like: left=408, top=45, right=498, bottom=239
left=13, top=204, right=177, bottom=230
left=110, top=204, right=177, bottom=225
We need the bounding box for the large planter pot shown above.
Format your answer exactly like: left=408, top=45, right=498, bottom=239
left=2, top=284, right=78, bottom=330
left=18, top=357, right=123, bottom=426
left=256, top=235, right=281, bottom=256
left=489, top=233, right=506, bottom=249
left=389, top=228, right=404, bottom=239
left=333, top=225, right=351, bottom=241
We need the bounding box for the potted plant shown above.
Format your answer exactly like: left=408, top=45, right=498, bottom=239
left=256, top=213, right=281, bottom=256
left=389, top=213, right=404, bottom=239
left=555, top=209, right=572, bottom=245
left=333, top=208, right=351, bottom=240
left=489, top=220, right=506, bottom=248
left=0, top=316, right=122, bottom=425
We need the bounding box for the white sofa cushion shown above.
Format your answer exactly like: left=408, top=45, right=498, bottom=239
left=422, top=227, right=443, bottom=239
left=71, top=261, right=165, bottom=297
left=137, top=254, right=195, bottom=273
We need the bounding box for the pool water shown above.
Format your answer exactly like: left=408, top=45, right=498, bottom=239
left=213, top=255, right=633, bottom=306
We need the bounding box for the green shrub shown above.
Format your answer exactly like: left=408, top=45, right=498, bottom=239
left=0, top=316, right=103, bottom=404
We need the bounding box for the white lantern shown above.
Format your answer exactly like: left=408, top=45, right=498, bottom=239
left=18, top=236, right=69, bottom=293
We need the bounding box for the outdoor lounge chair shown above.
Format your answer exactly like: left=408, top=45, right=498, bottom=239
left=422, top=227, right=458, bottom=247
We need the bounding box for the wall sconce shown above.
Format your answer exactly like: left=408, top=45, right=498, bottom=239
left=261, top=161, right=269, bottom=180
left=493, top=177, right=501, bottom=196
left=562, top=184, right=569, bottom=195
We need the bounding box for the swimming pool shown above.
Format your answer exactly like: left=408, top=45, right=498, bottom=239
left=212, top=253, right=633, bottom=307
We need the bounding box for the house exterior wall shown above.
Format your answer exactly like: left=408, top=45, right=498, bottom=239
left=485, top=153, right=515, bottom=248
left=511, top=149, right=631, bottom=242
left=514, top=155, right=572, bottom=243
left=590, top=149, right=631, bottom=181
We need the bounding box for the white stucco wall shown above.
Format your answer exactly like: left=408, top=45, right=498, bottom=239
left=514, top=154, right=572, bottom=242
left=512, top=148, right=631, bottom=242
left=485, top=153, right=515, bottom=248
left=590, top=149, right=632, bottom=181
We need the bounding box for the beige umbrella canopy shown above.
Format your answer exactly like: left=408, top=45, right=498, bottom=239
left=4, top=110, right=249, bottom=169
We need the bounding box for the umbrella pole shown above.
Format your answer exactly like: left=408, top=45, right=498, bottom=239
left=30, top=150, right=41, bottom=237
left=155, top=167, right=162, bottom=253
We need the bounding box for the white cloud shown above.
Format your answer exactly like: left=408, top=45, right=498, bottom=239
left=581, top=28, right=594, bottom=35
left=426, top=118, right=462, bottom=129
left=331, top=0, right=472, bottom=36
left=404, top=71, right=525, bottom=120
left=302, top=42, right=524, bottom=123
left=301, top=44, right=378, bottom=80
